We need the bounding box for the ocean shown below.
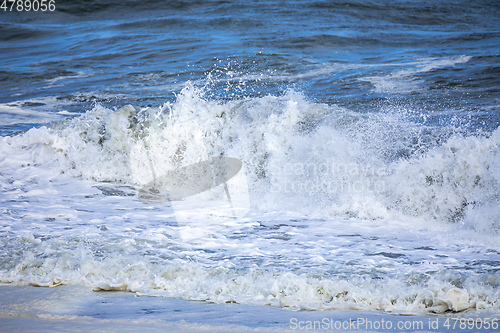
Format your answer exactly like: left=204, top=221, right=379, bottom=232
left=1, top=0, right=499, bottom=331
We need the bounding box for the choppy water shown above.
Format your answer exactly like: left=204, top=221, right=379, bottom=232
left=1, top=0, right=499, bottom=320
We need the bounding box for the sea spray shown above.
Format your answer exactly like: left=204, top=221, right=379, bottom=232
left=3, top=84, right=498, bottom=228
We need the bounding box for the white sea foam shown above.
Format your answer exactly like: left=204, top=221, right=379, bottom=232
left=2, top=83, right=499, bottom=229
left=0, top=104, right=61, bottom=127
left=0, top=83, right=499, bottom=314
left=360, top=55, right=472, bottom=94
left=1, top=241, right=498, bottom=314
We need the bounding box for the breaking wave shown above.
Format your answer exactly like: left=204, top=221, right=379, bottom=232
left=3, top=83, right=499, bottom=229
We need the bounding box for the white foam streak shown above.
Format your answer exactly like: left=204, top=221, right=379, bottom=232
left=0, top=104, right=61, bottom=126
left=360, top=55, right=472, bottom=94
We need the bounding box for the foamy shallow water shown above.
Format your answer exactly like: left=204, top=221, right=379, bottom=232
left=0, top=88, right=499, bottom=318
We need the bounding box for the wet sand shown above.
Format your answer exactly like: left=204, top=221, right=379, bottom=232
left=1, top=285, right=497, bottom=332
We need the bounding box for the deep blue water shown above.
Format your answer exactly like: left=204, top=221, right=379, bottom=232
left=1, top=0, right=499, bottom=133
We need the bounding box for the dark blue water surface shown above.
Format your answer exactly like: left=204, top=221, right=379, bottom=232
left=1, top=0, right=499, bottom=133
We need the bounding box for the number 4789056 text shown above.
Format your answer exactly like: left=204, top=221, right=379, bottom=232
left=1, top=0, right=55, bottom=11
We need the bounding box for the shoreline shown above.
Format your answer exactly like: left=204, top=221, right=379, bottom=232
left=1, top=285, right=498, bottom=332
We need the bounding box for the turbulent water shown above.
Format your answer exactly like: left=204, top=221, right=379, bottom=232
left=1, top=0, right=499, bottom=317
